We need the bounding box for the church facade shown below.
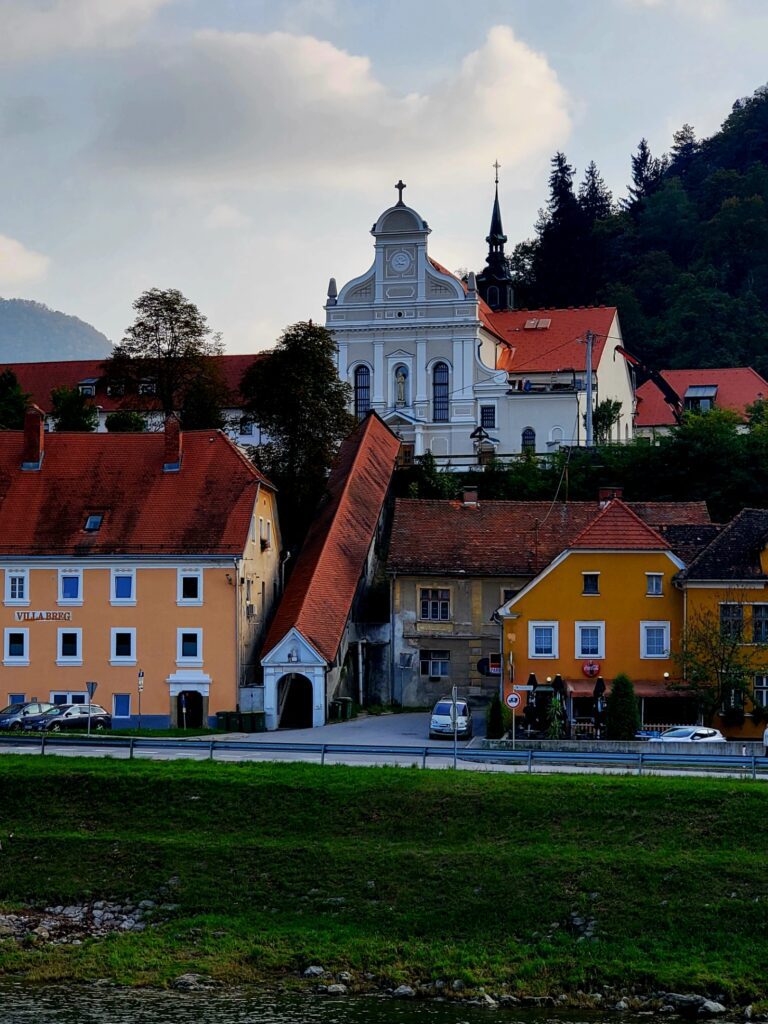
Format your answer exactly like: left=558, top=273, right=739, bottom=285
left=326, top=181, right=635, bottom=465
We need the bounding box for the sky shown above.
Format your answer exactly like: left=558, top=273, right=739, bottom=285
left=0, top=0, right=766, bottom=353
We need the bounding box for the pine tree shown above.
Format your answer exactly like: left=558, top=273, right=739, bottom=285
left=578, top=161, right=613, bottom=222
left=626, top=138, right=667, bottom=206
left=605, top=674, right=641, bottom=740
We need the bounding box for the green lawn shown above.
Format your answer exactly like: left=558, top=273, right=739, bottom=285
left=0, top=756, right=766, bottom=996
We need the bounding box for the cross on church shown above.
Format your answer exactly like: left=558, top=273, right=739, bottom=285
left=493, top=160, right=500, bottom=185
left=395, top=179, right=406, bottom=204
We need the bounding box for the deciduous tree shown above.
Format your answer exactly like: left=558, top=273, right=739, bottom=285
left=50, top=386, right=98, bottom=432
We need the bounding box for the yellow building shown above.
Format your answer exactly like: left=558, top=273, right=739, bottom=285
left=0, top=409, right=280, bottom=727
left=676, top=509, right=768, bottom=739
left=500, top=500, right=690, bottom=730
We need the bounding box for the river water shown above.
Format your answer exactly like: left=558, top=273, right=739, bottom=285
left=0, top=986, right=573, bottom=1024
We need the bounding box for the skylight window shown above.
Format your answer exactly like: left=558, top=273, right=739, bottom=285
left=84, top=514, right=103, bottom=532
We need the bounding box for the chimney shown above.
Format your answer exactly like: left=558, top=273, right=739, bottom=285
left=21, top=405, right=45, bottom=471
left=163, top=414, right=183, bottom=472
left=461, top=486, right=479, bottom=508
left=598, top=485, right=623, bottom=506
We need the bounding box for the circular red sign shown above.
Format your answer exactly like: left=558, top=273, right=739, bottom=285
left=582, top=661, right=600, bottom=677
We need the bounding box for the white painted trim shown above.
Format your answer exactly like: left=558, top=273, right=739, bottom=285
left=177, top=568, right=203, bottom=606
left=56, top=626, right=83, bottom=666
left=4, top=568, right=29, bottom=607
left=110, top=568, right=136, bottom=606
left=498, top=550, right=571, bottom=615
left=4, top=626, right=29, bottom=666
left=58, top=569, right=83, bottom=606
left=261, top=625, right=326, bottom=667
left=528, top=620, right=559, bottom=659
left=110, top=627, right=137, bottom=667
left=176, top=627, right=203, bottom=668
left=640, top=620, right=670, bottom=659
left=167, top=674, right=211, bottom=696
left=575, top=621, right=605, bottom=659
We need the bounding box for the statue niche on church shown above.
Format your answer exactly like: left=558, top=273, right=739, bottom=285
left=395, top=367, right=408, bottom=407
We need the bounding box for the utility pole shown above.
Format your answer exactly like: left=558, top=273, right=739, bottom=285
left=585, top=330, right=594, bottom=448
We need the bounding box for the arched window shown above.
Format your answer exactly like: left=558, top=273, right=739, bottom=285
left=354, top=365, right=371, bottom=421
left=487, top=285, right=499, bottom=308
left=521, top=427, right=536, bottom=453
left=433, top=362, right=449, bottom=422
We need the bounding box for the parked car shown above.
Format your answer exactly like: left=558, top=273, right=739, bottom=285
left=649, top=726, right=726, bottom=743
left=0, top=701, right=53, bottom=730
left=22, top=703, right=111, bottom=733
left=429, top=697, right=473, bottom=740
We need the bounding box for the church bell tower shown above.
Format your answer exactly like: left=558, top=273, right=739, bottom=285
left=476, top=162, right=514, bottom=312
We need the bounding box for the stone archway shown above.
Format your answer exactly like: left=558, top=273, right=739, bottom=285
left=177, top=690, right=204, bottom=729
left=277, top=673, right=314, bottom=729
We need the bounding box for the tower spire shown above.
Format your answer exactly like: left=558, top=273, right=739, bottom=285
left=476, top=161, right=514, bottom=312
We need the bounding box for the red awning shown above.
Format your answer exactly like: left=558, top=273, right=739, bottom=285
left=567, top=681, right=681, bottom=699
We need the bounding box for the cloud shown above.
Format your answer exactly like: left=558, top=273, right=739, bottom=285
left=204, top=203, right=251, bottom=230
left=0, top=0, right=172, bottom=62
left=91, top=25, right=571, bottom=189
left=622, top=0, right=728, bottom=20
left=0, top=234, right=49, bottom=288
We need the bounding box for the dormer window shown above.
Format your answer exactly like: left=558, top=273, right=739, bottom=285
left=107, top=383, right=125, bottom=398
left=138, top=381, right=156, bottom=396
left=84, top=514, right=103, bottom=532
left=684, top=385, right=717, bottom=414
left=78, top=383, right=96, bottom=397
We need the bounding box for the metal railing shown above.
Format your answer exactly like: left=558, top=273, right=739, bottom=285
left=1, top=733, right=768, bottom=778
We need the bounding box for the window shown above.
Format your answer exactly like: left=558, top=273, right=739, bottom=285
left=720, top=603, right=743, bottom=640
left=8, top=694, right=25, bottom=704
left=576, top=621, right=605, bottom=659
left=111, top=569, right=135, bottom=605
left=432, top=362, right=449, bottom=422
left=84, top=514, right=103, bottom=532
left=501, top=587, right=519, bottom=604
left=420, top=588, right=450, bottom=621
left=177, top=628, right=202, bottom=665
left=58, top=570, right=82, bottom=605
left=521, top=427, right=536, bottom=453
left=582, top=573, right=600, bottom=595
left=138, top=381, right=156, bottom=395
left=4, top=628, right=28, bottom=666
left=646, top=573, right=663, bottom=596
left=78, top=383, right=95, bottom=397
left=480, top=405, right=496, bottom=429
left=239, top=418, right=254, bottom=436
left=5, top=569, right=28, bottom=605
left=641, top=621, right=670, bottom=659
left=113, top=694, right=131, bottom=718
left=753, top=605, right=768, bottom=643
left=354, top=365, right=371, bottom=421
left=111, top=628, right=136, bottom=665
left=489, top=652, right=502, bottom=675
left=529, top=621, right=558, bottom=658
left=397, top=443, right=414, bottom=467
left=260, top=519, right=272, bottom=550
left=420, top=649, right=450, bottom=677
left=57, top=628, right=82, bottom=665
left=177, top=569, right=203, bottom=606
left=754, top=675, right=768, bottom=708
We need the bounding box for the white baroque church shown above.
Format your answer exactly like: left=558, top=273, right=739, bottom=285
left=326, top=180, right=635, bottom=467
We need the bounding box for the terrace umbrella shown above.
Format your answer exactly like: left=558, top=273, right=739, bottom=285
left=593, top=676, right=606, bottom=735
left=524, top=673, right=538, bottom=731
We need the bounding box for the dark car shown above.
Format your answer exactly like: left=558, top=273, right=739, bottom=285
left=22, top=703, right=111, bottom=733
left=0, top=701, right=54, bottom=730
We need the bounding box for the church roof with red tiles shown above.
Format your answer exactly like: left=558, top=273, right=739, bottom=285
left=262, top=413, right=400, bottom=665
left=569, top=499, right=670, bottom=550
left=491, top=306, right=618, bottom=373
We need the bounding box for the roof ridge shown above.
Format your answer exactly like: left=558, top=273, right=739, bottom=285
left=678, top=507, right=762, bottom=578
left=570, top=498, right=669, bottom=549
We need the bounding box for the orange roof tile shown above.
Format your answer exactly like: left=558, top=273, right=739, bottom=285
left=635, top=368, right=768, bottom=427
left=263, top=413, right=400, bottom=664
left=491, top=306, right=618, bottom=373
left=570, top=499, right=670, bottom=550
left=0, top=427, right=272, bottom=556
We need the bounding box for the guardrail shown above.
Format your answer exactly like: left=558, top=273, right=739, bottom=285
left=1, top=733, right=768, bottom=778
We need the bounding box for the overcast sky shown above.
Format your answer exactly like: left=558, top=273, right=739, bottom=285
left=0, top=0, right=766, bottom=352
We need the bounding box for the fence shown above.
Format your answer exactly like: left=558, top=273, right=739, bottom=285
left=1, top=733, right=768, bottom=778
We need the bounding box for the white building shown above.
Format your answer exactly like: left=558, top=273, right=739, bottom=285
left=326, top=183, right=635, bottom=465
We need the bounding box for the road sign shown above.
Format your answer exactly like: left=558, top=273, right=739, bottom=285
left=506, top=692, right=521, bottom=710
left=86, top=681, right=98, bottom=699
left=138, top=670, right=144, bottom=693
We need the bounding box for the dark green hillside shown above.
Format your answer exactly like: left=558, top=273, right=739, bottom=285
left=0, top=297, right=111, bottom=361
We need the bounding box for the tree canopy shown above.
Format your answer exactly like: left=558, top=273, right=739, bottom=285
left=50, top=386, right=98, bottom=432
left=0, top=369, right=29, bottom=430
left=241, top=321, right=354, bottom=546
left=504, top=85, right=768, bottom=376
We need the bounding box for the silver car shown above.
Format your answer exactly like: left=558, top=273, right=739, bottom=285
left=650, top=726, right=726, bottom=743
left=429, top=698, right=473, bottom=740
left=0, top=701, right=53, bottom=731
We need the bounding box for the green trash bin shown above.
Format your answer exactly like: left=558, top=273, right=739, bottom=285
left=338, top=697, right=353, bottom=720
left=241, top=712, right=255, bottom=732
left=328, top=700, right=340, bottom=721
left=225, top=711, right=242, bottom=731
left=253, top=711, right=266, bottom=732
left=216, top=711, right=228, bottom=731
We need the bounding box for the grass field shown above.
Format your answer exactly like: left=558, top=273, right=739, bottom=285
left=0, top=756, right=766, bottom=996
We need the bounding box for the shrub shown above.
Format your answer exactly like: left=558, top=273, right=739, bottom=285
left=605, top=674, right=641, bottom=740
left=486, top=692, right=504, bottom=739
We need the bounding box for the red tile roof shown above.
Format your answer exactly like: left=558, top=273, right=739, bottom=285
left=2, top=354, right=267, bottom=414
left=635, top=368, right=768, bottom=427
left=0, top=425, right=272, bottom=556
left=388, top=498, right=709, bottom=576
left=491, top=306, right=618, bottom=373
left=263, top=413, right=400, bottom=664
left=570, top=499, right=670, bottom=550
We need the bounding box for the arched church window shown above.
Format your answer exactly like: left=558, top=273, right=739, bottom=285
left=487, top=285, right=499, bottom=308
left=433, top=362, right=449, bottom=423
left=521, top=427, right=536, bottom=453
left=354, top=365, right=371, bottom=421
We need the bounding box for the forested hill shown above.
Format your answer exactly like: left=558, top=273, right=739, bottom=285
left=0, top=298, right=112, bottom=362
left=506, top=84, right=768, bottom=376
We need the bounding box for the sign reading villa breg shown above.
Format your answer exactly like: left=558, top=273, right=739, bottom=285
left=14, top=610, right=72, bottom=622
